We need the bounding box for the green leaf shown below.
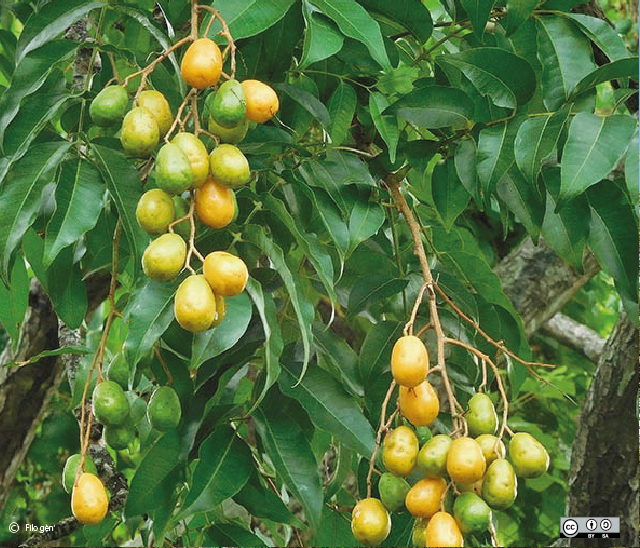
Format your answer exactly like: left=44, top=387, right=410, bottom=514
left=253, top=393, right=323, bottom=531
left=369, top=91, right=399, bottom=163
left=436, top=48, right=536, bottom=108
left=91, top=144, right=147, bottom=279
left=180, top=425, right=252, bottom=517
left=313, top=325, right=363, bottom=397
left=564, top=13, right=630, bottom=62
left=2, top=344, right=91, bottom=369
left=535, top=16, right=596, bottom=110
left=0, top=141, right=71, bottom=282
left=348, top=275, right=408, bottom=317
left=311, top=506, right=354, bottom=547
left=211, top=0, right=296, bottom=40
left=23, top=229, right=87, bottom=330
left=505, top=0, right=538, bottom=36
left=358, top=320, right=403, bottom=386
left=125, top=430, right=181, bottom=517
left=348, top=197, right=385, bottom=256
left=514, top=106, right=570, bottom=184
left=559, top=113, right=637, bottom=207
left=586, top=182, right=638, bottom=303
left=0, top=258, right=29, bottom=351
left=455, top=138, right=481, bottom=206
left=279, top=362, right=376, bottom=457
left=459, top=0, right=495, bottom=40
left=432, top=159, right=470, bottom=231
left=15, top=0, right=103, bottom=64
left=496, top=166, right=545, bottom=239
left=300, top=1, right=344, bottom=68
left=190, top=292, right=252, bottom=371
left=357, top=0, right=433, bottom=43
left=385, top=86, right=474, bottom=130
left=308, top=0, right=391, bottom=70
left=625, top=132, right=639, bottom=211
left=44, top=159, right=104, bottom=266
left=328, top=81, right=357, bottom=146
left=571, top=57, right=640, bottom=98
left=235, top=472, right=301, bottom=525
left=376, top=66, right=420, bottom=96
left=276, top=83, right=331, bottom=129
left=204, top=524, right=264, bottom=547
left=124, top=279, right=178, bottom=367
left=244, top=278, right=283, bottom=412
left=244, top=224, right=313, bottom=378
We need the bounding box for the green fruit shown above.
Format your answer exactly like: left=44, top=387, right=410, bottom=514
left=89, top=85, right=128, bottom=127
left=412, top=518, right=428, bottom=547
left=475, top=434, right=505, bottom=466
left=466, top=393, right=498, bottom=437
left=104, top=421, right=135, bottom=451
left=172, top=132, right=209, bottom=188
left=211, top=79, right=247, bottom=128
left=453, top=492, right=492, bottom=534
left=417, top=434, right=452, bottom=477
left=142, top=233, right=186, bottom=281
left=508, top=432, right=549, bottom=478
left=208, top=115, right=248, bottom=144
left=63, top=454, right=98, bottom=494
left=120, top=106, right=160, bottom=157
left=416, top=426, right=433, bottom=447
left=172, top=195, right=192, bottom=240
left=136, top=188, right=175, bottom=235
left=378, top=472, right=411, bottom=512
left=481, top=458, right=517, bottom=510
left=147, top=386, right=182, bottom=431
left=209, top=144, right=250, bottom=188
left=106, top=351, right=129, bottom=390
left=154, top=143, right=194, bottom=195
left=92, top=381, right=130, bottom=426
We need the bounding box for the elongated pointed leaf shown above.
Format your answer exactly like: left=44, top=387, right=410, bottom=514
left=348, top=197, right=385, bottom=256
left=432, top=158, right=470, bottom=231
left=358, top=320, right=403, bottom=386
left=313, top=324, right=362, bottom=397
left=436, top=48, right=535, bottom=108
left=348, top=275, right=408, bottom=317
left=455, top=138, right=481, bottom=206
left=559, top=113, right=637, bottom=206
left=235, top=472, right=301, bottom=525
left=300, top=1, right=344, bottom=68
left=460, top=0, right=495, bottom=40
left=0, top=257, right=29, bottom=350
left=625, top=132, right=639, bottom=210
left=205, top=524, right=264, bottom=547
left=505, top=0, right=538, bottom=36
left=0, top=141, right=71, bottom=282
left=564, top=13, right=630, bottom=62
left=496, top=166, right=545, bottom=239
left=2, top=344, right=91, bottom=369
left=308, top=0, right=391, bottom=69
left=571, top=57, right=640, bottom=98
left=370, top=92, right=398, bottom=163
left=358, top=0, right=433, bottom=42
left=180, top=426, right=252, bottom=517
left=279, top=362, right=375, bottom=457
left=328, top=81, right=357, bottom=146
left=44, top=159, right=105, bottom=266
left=210, top=0, right=296, bottom=40
left=276, top=83, right=331, bottom=129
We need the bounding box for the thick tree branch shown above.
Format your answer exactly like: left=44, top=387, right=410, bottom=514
left=541, top=313, right=606, bottom=363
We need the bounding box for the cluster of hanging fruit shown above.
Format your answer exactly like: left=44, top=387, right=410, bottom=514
left=352, top=335, right=550, bottom=547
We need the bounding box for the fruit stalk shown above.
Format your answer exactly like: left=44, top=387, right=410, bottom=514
left=164, top=89, right=197, bottom=143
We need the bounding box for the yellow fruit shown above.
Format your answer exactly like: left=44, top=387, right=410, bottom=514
left=71, top=473, right=109, bottom=525
left=412, top=518, right=429, bottom=547
left=475, top=434, right=506, bottom=466
left=203, top=251, right=248, bottom=296
left=180, top=38, right=222, bottom=89
left=172, top=132, right=210, bottom=188
left=404, top=477, right=447, bottom=519
left=391, top=335, right=429, bottom=388
left=351, top=498, right=391, bottom=546
left=174, top=275, right=217, bottom=332
left=142, top=233, right=186, bottom=281
left=120, top=106, right=159, bottom=157
left=425, top=511, right=464, bottom=547
left=446, top=437, right=486, bottom=484
left=209, top=144, right=251, bottom=188
left=382, top=425, right=419, bottom=477
left=138, top=90, right=173, bottom=136
left=398, top=380, right=439, bottom=426
left=242, top=79, right=279, bottom=122
left=136, top=188, right=175, bottom=235
left=194, top=177, right=236, bottom=228
left=212, top=293, right=226, bottom=327
left=508, top=432, right=550, bottom=478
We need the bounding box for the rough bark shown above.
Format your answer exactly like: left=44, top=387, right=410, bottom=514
left=542, top=313, right=606, bottom=363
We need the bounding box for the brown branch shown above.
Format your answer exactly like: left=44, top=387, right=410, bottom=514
left=366, top=381, right=397, bottom=498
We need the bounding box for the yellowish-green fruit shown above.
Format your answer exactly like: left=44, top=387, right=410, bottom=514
left=404, top=477, right=447, bottom=519
left=391, top=335, right=429, bottom=388
left=92, top=381, right=129, bottom=426
left=147, top=386, right=182, bottom=431
left=425, top=511, right=463, bottom=547
left=417, top=434, right=452, bottom=477
left=482, top=458, right=517, bottom=510
left=446, top=436, right=486, bottom=484
left=208, top=115, right=248, bottom=144
left=412, top=518, right=429, bottom=547
left=89, top=85, right=128, bottom=126
left=209, top=144, right=251, bottom=188
left=154, top=143, right=194, bottom=195
left=136, top=188, right=175, bottom=235
left=476, top=434, right=506, bottom=466
left=63, top=454, right=98, bottom=494
left=398, top=380, right=439, bottom=426
left=212, top=293, right=226, bottom=327
left=138, top=90, right=173, bottom=136
left=172, top=132, right=209, bottom=188
left=382, top=425, right=419, bottom=477
left=180, top=38, right=222, bottom=89
left=351, top=498, right=391, bottom=546
left=142, top=233, right=186, bottom=281
left=120, top=106, right=159, bottom=157
left=466, top=393, right=498, bottom=437
left=172, top=195, right=192, bottom=240
left=203, top=251, right=248, bottom=296
left=378, top=472, right=411, bottom=512
left=242, top=79, right=279, bottom=123
left=71, top=473, right=109, bottom=525
left=453, top=492, right=492, bottom=534
left=174, top=275, right=217, bottom=332
left=104, top=421, right=135, bottom=451
left=195, top=177, right=236, bottom=228
left=508, top=432, right=550, bottom=478
left=211, top=79, right=247, bottom=128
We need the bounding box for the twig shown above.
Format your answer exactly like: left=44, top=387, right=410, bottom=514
left=165, top=89, right=197, bottom=143
left=197, top=5, right=236, bottom=77
left=154, top=347, right=174, bottom=386
left=404, top=282, right=428, bottom=336
left=366, top=381, right=397, bottom=498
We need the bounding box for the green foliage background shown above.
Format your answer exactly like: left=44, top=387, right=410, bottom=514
left=0, top=0, right=637, bottom=546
